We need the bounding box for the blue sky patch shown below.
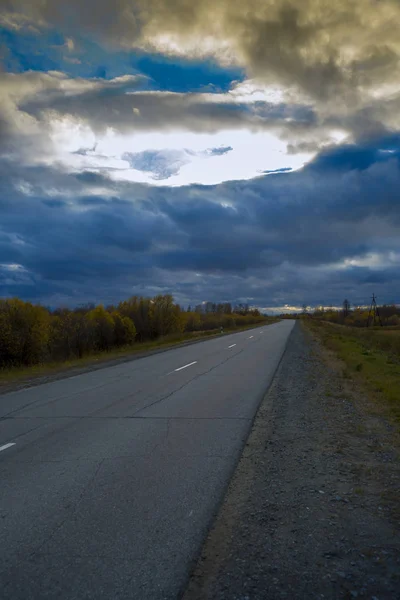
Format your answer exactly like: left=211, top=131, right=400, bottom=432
left=0, top=24, right=244, bottom=95
left=0, top=27, right=63, bottom=73
left=133, top=54, right=244, bottom=93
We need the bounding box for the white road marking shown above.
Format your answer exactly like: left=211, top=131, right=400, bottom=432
left=174, top=361, right=197, bottom=372
left=0, top=443, right=16, bottom=453
left=249, top=335, right=254, bottom=339
left=228, top=344, right=236, bottom=348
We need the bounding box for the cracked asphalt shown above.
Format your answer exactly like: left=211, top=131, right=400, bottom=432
left=0, top=320, right=294, bottom=599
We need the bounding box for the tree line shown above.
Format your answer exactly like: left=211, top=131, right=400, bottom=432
left=312, top=302, right=400, bottom=327
left=0, top=295, right=267, bottom=368
left=279, top=302, right=400, bottom=327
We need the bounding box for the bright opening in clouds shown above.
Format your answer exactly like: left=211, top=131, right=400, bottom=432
left=1, top=0, right=400, bottom=309
left=51, top=125, right=314, bottom=186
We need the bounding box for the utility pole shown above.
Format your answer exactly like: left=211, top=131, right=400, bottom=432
left=367, top=293, right=383, bottom=327
left=343, top=299, right=350, bottom=318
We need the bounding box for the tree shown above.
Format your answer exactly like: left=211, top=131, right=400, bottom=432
left=223, top=303, right=232, bottom=315
left=205, top=302, right=214, bottom=314
left=184, top=311, right=201, bottom=331
left=0, top=300, right=46, bottom=366
left=387, top=315, right=400, bottom=326
left=88, top=305, right=115, bottom=351
left=0, top=298, right=50, bottom=366
left=151, top=294, right=181, bottom=337
left=118, top=296, right=153, bottom=340
left=0, top=292, right=268, bottom=369
left=112, top=312, right=136, bottom=346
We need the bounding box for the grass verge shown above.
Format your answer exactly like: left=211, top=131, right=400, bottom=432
left=0, top=320, right=278, bottom=388
left=305, top=319, right=400, bottom=427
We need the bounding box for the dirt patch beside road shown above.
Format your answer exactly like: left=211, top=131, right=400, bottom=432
left=183, top=323, right=400, bottom=600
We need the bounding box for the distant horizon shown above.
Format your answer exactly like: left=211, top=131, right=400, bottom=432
left=2, top=293, right=399, bottom=318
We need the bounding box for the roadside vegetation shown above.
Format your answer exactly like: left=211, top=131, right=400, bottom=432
left=0, top=295, right=274, bottom=380
left=312, top=303, right=400, bottom=327
left=306, top=319, right=400, bottom=427
left=279, top=302, right=400, bottom=327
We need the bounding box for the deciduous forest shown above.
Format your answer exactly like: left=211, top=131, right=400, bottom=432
left=0, top=295, right=267, bottom=368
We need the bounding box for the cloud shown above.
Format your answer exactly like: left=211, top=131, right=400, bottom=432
left=0, top=134, right=399, bottom=308
left=3, top=66, right=397, bottom=186
left=65, top=37, right=74, bottom=52
left=262, top=167, right=292, bottom=174
left=5, top=1, right=400, bottom=103
left=0, top=70, right=146, bottom=163
left=19, top=79, right=317, bottom=136
left=308, top=133, right=400, bottom=173
left=0, top=71, right=318, bottom=148
left=206, top=146, right=233, bottom=156
left=123, top=149, right=191, bottom=180
left=0, top=69, right=320, bottom=184
left=4, top=0, right=399, bottom=153
left=121, top=145, right=235, bottom=181
left=2, top=1, right=400, bottom=309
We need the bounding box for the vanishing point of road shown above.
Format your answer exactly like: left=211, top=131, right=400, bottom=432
left=0, top=320, right=295, bottom=599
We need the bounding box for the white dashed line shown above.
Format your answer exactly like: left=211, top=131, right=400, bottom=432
left=249, top=335, right=254, bottom=339
left=0, top=443, right=16, bottom=453
left=228, top=344, right=236, bottom=348
left=174, top=361, right=197, bottom=372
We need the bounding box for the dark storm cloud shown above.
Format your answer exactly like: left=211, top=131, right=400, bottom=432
left=308, top=133, right=400, bottom=173
left=1, top=134, right=399, bottom=308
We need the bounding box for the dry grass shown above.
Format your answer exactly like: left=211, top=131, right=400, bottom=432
left=306, top=320, right=400, bottom=428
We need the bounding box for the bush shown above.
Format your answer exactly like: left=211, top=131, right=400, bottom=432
left=88, top=305, right=115, bottom=351
left=387, top=315, right=400, bottom=327
left=113, top=312, right=137, bottom=346
left=0, top=299, right=50, bottom=366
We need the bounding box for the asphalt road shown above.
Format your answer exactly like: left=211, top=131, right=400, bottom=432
left=0, top=320, right=295, bottom=599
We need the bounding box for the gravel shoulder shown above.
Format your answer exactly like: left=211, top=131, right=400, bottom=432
left=183, top=322, right=400, bottom=600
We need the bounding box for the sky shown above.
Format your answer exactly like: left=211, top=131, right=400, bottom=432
left=0, top=0, right=400, bottom=312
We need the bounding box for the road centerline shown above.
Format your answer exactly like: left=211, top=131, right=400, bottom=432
left=174, top=361, right=198, bottom=372
left=0, top=442, right=16, bottom=453
left=228, top=344, right=237, bottom=348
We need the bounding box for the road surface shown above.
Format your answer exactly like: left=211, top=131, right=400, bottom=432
left=0, top=320, right=295, bottom=599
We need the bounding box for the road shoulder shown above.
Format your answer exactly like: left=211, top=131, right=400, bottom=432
left=183, top=322, right=400, bottom=599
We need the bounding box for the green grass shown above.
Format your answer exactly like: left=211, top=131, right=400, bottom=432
left=0, top=320, right=277, bottom=386
left=307, top=320, right=400, bottom=426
